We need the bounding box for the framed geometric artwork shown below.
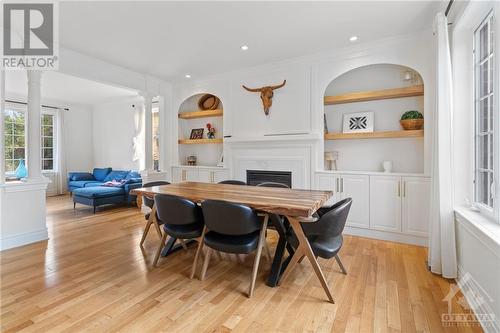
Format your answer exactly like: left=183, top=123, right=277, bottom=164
left=342, top=112, right=374, bottom=133
left=190, top=128, right=204, bottom=139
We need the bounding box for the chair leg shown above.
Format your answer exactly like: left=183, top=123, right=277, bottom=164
left=248, top=215, right=268, bottom=297
left=73, top=202, right=76, bottom=210
left=139, top=220, right=152, bottom=247
left=153, top=233, right=168, bottom=267
left=335, top=254, right=347, bottom=275
left=190, top=228, right=206, bottom=279
left=93, top=206, right=96, bottom=214
left=200, top=247, right=212, bottom=281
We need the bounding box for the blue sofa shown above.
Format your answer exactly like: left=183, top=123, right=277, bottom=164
left=68, top=168, right=143, bottom=213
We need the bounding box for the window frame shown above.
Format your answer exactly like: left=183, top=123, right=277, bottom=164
left=3, top=104, right=58, bottom=176
left=472, top=10, right=499, bottom=222
left=4, top=103, right=27, bottom=175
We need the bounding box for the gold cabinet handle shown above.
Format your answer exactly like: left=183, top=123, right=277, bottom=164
left=398, top=181, right=401, bottom=197
left=341, top=178, right=344, bottom=193
left=182, top=170, right=186, bottom=181
left=336, top=178, right=339, bottom=193
left=403, top=181, right=406, bottom=197
left=210, top=171, right=214, bottom=183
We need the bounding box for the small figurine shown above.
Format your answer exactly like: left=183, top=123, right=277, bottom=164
left=206, top=123, right=216, bottom=139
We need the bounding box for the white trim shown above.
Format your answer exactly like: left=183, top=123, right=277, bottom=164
left=0, top=228, right=48, bottom=251
left=0, top=179, right=50, bottom=192
left=344, top=225, right=428, bottom=247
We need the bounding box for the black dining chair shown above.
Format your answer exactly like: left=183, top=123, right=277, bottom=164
left=193, top=200, right=268, bottom=297
left=153, top=194, right=204, bottom=267
left=218, top=180, right=247, bottom=185
left=289, top=198, right=352, bottom=275
left=139, top=181, right=170, bottom=247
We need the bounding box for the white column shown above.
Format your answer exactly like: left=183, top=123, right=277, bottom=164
left=26, top=70, right=43, bottom=180
left=141, top=92, right=153, bottom=171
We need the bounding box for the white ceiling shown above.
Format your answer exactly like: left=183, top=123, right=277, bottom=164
left=60, top=1, right=445, bottom=81
left=5, top=70, right=138, bottom=105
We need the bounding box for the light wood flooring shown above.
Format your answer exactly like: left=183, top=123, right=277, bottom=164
left=1, top=195, right=482, bottom=332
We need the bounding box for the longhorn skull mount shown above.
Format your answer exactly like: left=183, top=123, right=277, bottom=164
left=242, top=80, right=286, bottom=115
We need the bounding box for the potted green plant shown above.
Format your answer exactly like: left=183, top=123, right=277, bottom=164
left=400, top=110, right=424, bottom=130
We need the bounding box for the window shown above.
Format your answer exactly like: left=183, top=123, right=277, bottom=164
left=3, top=105, right=57, bottom=175
left=152, top=105, right=160, bottom=171
left=41, top=113, right=54, bottom=171
left=474, top=12, right=497, bottom=214
left=4, top=108, right=26, bottom=173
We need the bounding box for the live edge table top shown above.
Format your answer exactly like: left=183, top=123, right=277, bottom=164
left=131, top=182, right=333, bottom=218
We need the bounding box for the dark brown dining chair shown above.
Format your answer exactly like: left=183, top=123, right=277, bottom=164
left=139, top=181, right=170, bottom=247
left=153, top=194, right=204, bottom=267
left=192, top=200, right=268, bottom=297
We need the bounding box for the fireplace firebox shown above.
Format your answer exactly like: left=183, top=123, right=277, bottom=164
left=246, top=170, right=292, bottom=188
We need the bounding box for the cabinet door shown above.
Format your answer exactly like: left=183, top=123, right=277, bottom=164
left=172, top=167, right=182, bottom=183
left=213, top=169, right=230, bottom=183
left=198, top=170, right=213, bottom=183
left=315, top=173, right=340, bottom=204
left=369, top=175, right=402, bottom=232
left=180, top=168, right=198, bottom=182
left=340, top=174, right=370, bottom=228
left=402, top=177, right=431, bottom=237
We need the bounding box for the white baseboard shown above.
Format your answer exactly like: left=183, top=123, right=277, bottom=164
left=344, top=226, right=428, bottom=246
left=457, top=266, right=500, bottom=333
left=0, top=228, right=49, bottom=251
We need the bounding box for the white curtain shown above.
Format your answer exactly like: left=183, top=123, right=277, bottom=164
left=428, top=12, right=457, bottom=278
left=56, top=108, right=67, bottom=194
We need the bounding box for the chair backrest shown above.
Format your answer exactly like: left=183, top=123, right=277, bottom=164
left=201, top=200, right=261, bottom=235
left=256, top=182, right=289, bottom=188
left=143, top=181, right=170, bottom=208
left=155, top=194, right=203, bottom=226
left=218, top=180, right=247, bottom=185
left=304, top=198, right=352, bottom=237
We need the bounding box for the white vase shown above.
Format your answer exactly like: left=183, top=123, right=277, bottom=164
left=383, top=161, right=393, bottom=173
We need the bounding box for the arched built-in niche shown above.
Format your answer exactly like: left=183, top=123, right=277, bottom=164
left=177, top=93, right=223, bottom=166
left=323, top=64, right=425, bottom=173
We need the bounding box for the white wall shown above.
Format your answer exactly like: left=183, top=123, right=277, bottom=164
left=92, top=97, right=143, bottom=171
left=65, top=104, right=94, bottom=172
left=324, top=64, right=425, bottom=173
left=170, top=30, right=435, bottom=177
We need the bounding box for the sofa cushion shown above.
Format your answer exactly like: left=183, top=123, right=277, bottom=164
left=93, top=167, right=112, bottom=181
left=73, top=186, right=125, bottom=199
left=68, top=180, right=102, bottom=189
left=104, top=170, right=130, bottom=182
left=84, top=182, right=105, bottom=187
left=70, top=172, right=95, bottom=181
left=125, top=170, right=141, bottom=181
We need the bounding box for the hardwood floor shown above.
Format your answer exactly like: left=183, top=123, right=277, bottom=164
left=1, top=195, right=482, bottom=332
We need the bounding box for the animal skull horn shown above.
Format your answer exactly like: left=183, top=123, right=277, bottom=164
left=242, top=80, right=286, bottom=115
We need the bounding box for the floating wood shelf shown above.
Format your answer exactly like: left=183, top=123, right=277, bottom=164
left=178, top=138, right=223, bottom=144
left=178, top=109, right=223, bottom=119
left=325, top=130, right=424, bottom=140
left=324, top=85, right=424, bottom=105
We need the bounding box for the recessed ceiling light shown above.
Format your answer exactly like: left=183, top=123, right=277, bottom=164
left=349, top=36, right=358, bottom=42
left=240, top=45, right=249, bottom=51
left=184, top=74, right=191, bottom=78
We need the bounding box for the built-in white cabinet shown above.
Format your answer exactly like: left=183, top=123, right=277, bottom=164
left=315, top=171, right=430, bottom=245
left=316, top=173, right=370, bottom=228
left=369, top=175, right=430, bottom=235
left=370, top=175, right=402, bottom=232
left=402, top=177, right=431, bottom=237
left=172, top=166, right=230, bottom=184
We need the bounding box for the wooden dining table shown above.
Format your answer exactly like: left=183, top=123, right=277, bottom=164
left=131, top=181, right=335, bottom=303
